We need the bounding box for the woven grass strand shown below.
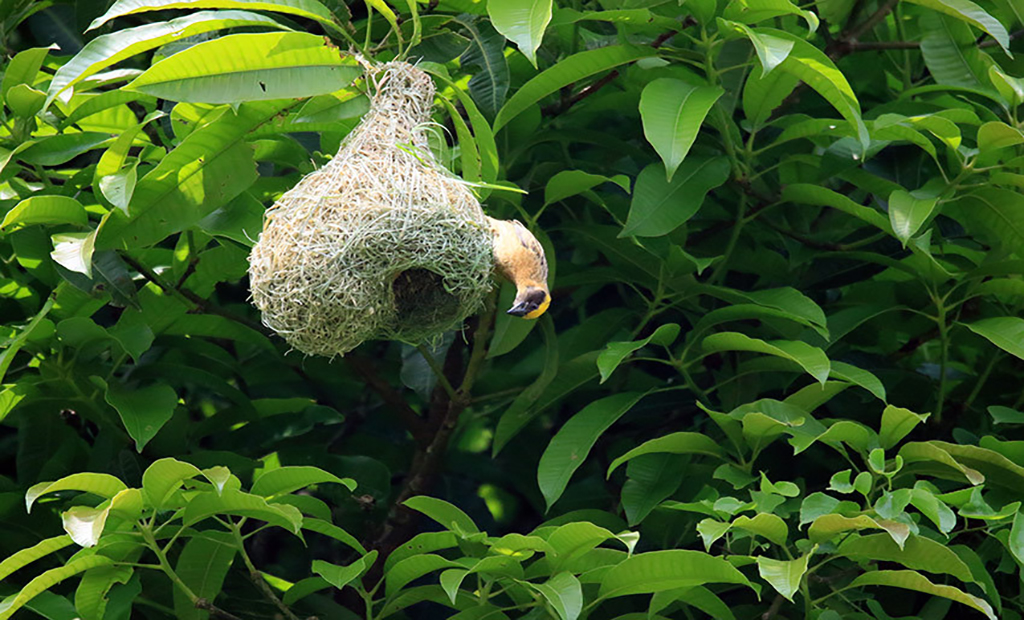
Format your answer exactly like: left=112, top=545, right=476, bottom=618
left=248, top=61, right=493, bottom=357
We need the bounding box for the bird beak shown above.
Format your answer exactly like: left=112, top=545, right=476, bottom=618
left=507, top=300, right=539, bottom=317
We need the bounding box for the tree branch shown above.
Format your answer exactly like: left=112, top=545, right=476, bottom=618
left=194, top=599, right=245, bottom=620
left=366, top=292, right=497, bottom=573
left=345, top=355, right=430, bottom=446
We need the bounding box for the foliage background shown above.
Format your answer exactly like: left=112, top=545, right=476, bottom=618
left=2, top=0, right=1024, bottom=618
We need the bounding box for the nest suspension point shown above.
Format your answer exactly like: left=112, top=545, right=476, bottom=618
left=248, top=61, right=494, bottom=357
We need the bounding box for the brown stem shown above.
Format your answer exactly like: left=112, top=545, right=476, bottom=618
left=366, top=292, right=497, bottom=571
left=980, top=29, right=1024, bottom=47
left=194, top=599, right=245, bottom=620
left=761, top=594, right=786, bottom=619
left=844, top=0, right=899, bottom=42
left=345, top=355, right=430, bottom=446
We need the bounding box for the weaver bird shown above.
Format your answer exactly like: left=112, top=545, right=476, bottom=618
left=487, top=217, right=550, bottom=319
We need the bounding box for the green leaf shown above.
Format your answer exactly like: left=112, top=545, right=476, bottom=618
left=722, top=0, right=819, bottom=31
left=532, top=573, right=582, bottom=620
left=1, top=46, right=52, bottom=102
left=756, top=553, right=810, bottom=601
left=75, top=565, right=132, bottom=620
left=182, top=489, right=303, bottom=534
left=910, top=487, right=957, bottom=535
left=607, top=432, right=723, bottom=477
left=488, top=0, right=552, bottom=67
left=989, top=405, right=1024, bottom=424
left=950, top=188, right=1024, bottom=252
left=173, top=532, right=237, bottom=620
left=967, top=317, right=1024, bottom=360
left=888, top=190, right=939, bottom=247
left=879, top=405, right=929, bottom=449
left=919, top=12, right=993, bottom=90
left=977, top=121, right=1024, bottom=153
left=0, top=536, right=73, bottom=582
left=598, top=550, right=752, bottom=598
left=494, top=44, right=655, bottom=130
left=720, top=20, right=793, bottom=76
left=385, top=554, right=463, bottom=597
left=743, top=62, right=800, bottom=128
left=0, top=296, right=54, bottom=386
left=46, top=11, right=286, bottom=110
left=105, top=381, right=178, bottom=452
left=638, top=78, right=724, bottom=181
left=251, top=466, right=356, bottom=498
left=851, top=570, right=995, bottom=619
left=702, top=332, right=830, bottom=384
left=1, top=196, right=88, bottom=231
left=99, top=100, right=294, bottom=249
left=126, top=32, right=360, bottom=103
left=597, top=324, right=679, bottom=383
left=620, top=158, right=730, bottom=237
left=455, top=17, right=509, bottom=119
left=302, top=518, right=366, bottom=554
left=732, top=513, right=788, bottom=545
left=904, top=0, right=1009, bottom=50
left=544, top=170, right=630, bottom=206
left=26, top=473, right=128, bottom=513
left=404, top=496, right=479, bottom=534
left=0, top=556, right=115, bottom=620
left=538, top=392, right=645, bottom=510
left=622, top=453, right=687, bottom=526
left=90, top=0, right=341, bottom=33
left=808, top=514, right=885, bottom=542
left=1010, top=511, right=1024, bottom=565
left=142, top=458, right=202, bottom=510
left=760, top=28, right=867, bottom=146
left=782, top=184, right=891, bottom=231
left=839, top=533, right=974, bottom=581
left=312, top=552, right=375, bottom=591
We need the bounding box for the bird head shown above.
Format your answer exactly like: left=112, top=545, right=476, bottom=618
left=507, top=285, right=550, bottom=319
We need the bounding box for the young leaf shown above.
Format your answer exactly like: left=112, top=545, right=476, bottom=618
left=851, top=570, right=996, bottom=619
left=141, top=458, right=202, bottom=510
left=403, top=496, right=479, bottom=534
left=888, top=190, right=939, bottom=247
left=0, top=556, right=115, bottom=620
left=531, top=573, right=582, bottom=620
left=756, top=553, right=810, bottom=601
left=607, top=432, right=723, bottom=477
left=251, top=466, right=356, bottom=498
left=598, top=550, right=752, bottom=598
left=967, top=317, right=1024, bottom=360
left=702, top=332, right=830, bottom=384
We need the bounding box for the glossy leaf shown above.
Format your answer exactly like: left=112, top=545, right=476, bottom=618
left=639, top=78, right=724, bottom=181
left=488, top=0, right=552, bottom=67
left=621, top=158, right=730, bottom=237
left=851, top=570, right=995, bottom=619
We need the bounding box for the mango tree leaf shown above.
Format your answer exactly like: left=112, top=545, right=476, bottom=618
left=125, top=32, right=360, bottom=103
left=838, top=533, right=974, bottom=581
left=0, top=556, right=115, bottom=620
left=607, top=432, right=723, bottom=477
left=720, top=20, right=793, bottom=76
left=172, top=532, right=237, bottom=620
left=702, top=332, right=830, bottom=384
left=597, top=324, right=680, bottom=383
left=756, top=553, right=810, bottom=601
left=494, top=44, right=655, bottom=130
left=182, top=489, right=303, bottom=534
left=75, top=565, right=132, bottom=620
left=312, top=552, right=375, bottom=591
left=977, top=121, right=1024, bottom=152
left=544, top=170, right=630, bottom=206
left=105, top=381, right=178, bottom=452
left=141, top=458, right=202, bottom=510
left=1, top=196, right=88, bottom=230
left=598, top=550, right=752, bottom=598
left=26, top=474, right=128, bottom=513
left=967, top=317, right=1024, bottom=360
left=531, top=573, right=582, bottom=620
left=385, top=554, right=463, bottom=597
left=50, top=231, right=97, bottom=278
left=488, top=0, right=553, bottom=67
left=251, top=466, right=356, bottom=498
left=621, top=158, right=730, bottom=237
left=538, top=392, right=645, bottom=510
left=46, top=11, right=286, bottom=110
left=851, top=570, right=996, bottom=619
left=404, top=496, right=479, bottom=534
left=919, top=12, right=994, bottom=90
left=89, top=0, right=342, bottom=34
left=879, top=405, right=929, bottom=449
left=455, top=17, right=509, bottom=119
left=639, top=78, right=724, bottom=181
left=904, top=0, right=1009, bottom=50
left=888, top=190, right=939, bottom=246
left=0, top=536, right=73, bottom=582
left=910, top=487, right=957, bottom=535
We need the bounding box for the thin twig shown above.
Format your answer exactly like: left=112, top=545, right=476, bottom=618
left=194, top=599, right=245, bottom=620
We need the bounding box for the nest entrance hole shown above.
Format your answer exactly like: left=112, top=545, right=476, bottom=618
left=391, top=267, right=461, bottom=329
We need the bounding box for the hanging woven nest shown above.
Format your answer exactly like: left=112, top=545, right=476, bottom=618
left=248, top=61, right=494, bottom=357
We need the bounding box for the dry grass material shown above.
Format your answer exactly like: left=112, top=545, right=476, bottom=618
left=248, top=61, right=493, bottom=357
